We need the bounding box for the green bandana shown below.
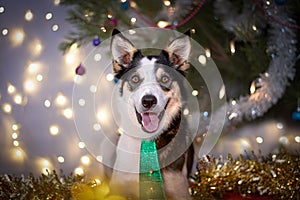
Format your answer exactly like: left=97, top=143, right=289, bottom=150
left=139, top=140, right=166, bottom=199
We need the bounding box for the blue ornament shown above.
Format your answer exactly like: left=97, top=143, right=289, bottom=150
left=113, top=77, right=119, bottom=84
left=93, top=37, right=101, bottom=46
left=121, top=1, right=129, bottom=10
left=275, top=0, right=286, bottom=5
left=292, top=110, right=300, bottom=122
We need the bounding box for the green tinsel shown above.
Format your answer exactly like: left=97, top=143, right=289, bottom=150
left=1, top=149, right=299, bottom=199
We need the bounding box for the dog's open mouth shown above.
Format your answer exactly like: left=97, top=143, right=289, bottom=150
left=135, top=100, right=169, bottom=133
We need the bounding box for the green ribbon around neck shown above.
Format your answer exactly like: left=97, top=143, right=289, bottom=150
left=140, top=140, right=166, bottom=200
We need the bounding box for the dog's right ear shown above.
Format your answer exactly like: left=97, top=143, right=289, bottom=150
left=111, top=29, right=137, bottom=74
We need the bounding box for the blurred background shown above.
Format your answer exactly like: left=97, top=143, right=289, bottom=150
left=0, top=0, right=299, bottom=179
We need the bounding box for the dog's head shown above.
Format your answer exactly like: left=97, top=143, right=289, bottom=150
left=111, top=29, right=191, bottom=136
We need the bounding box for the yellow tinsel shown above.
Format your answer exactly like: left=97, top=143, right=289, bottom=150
left=190, top=148, right=300, bottom=199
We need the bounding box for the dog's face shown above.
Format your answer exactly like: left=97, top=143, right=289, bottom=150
left=111, top=29, right=191, bottom=136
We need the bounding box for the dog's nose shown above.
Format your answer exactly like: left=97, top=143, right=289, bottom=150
left=142, top=95, right=157, bottom=110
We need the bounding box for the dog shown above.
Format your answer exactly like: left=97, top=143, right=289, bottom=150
left=109, top=29, right=194, bottom=200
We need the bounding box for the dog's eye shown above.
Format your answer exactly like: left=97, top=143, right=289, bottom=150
left=161, top=75, right=169, bottom=83
left=131, top=75, right=140, bottom=83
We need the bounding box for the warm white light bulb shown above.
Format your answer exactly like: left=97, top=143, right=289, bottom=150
left=25, top=10, right=34, bottom=21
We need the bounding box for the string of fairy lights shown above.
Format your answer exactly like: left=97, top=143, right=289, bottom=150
left=0, top=0, right=299, bottom=178
left=0, top=0, right=103, bottom=176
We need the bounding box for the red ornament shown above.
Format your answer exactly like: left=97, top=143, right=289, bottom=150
left=75, top=64, right=85, bottom=75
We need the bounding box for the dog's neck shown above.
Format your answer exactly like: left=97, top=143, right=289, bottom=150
left=155, top=111, right=181, bottom=149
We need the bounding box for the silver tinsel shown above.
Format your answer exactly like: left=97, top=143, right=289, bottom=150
left=205, top=0, right=297, bottom=130
left=197, top=0, right=298, bottom=156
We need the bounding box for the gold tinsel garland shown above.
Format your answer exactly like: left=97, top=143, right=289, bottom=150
left=190, top=148, right=300, bottom=199
left=0, top=149, right=299, bottom=199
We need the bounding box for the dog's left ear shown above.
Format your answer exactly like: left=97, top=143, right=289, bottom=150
left=111, top=29, right=137, bottom=74
left=165, top=30, right=191, bottom=72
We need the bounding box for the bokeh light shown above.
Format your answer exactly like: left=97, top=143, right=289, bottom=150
left=276, top=122, right=283, bottom=129
left=57, top=156, right=65, bottom=163
left=13, top=94, right=23, bottom=105
left=198, top=55, right=206, bottom=65
left=25, top=10, right=34, bottom=21
left=13, top=140, right=20, bottom=147
left=45, top=12, right=53, bottom=20
left=295, top=136, right=300, bottom=143
left=12, top=124, right=19, bottom=131
left=2, top=103, right=12, bottom=114
left=256, top=136, right=264, bottom=144
left=96, top=155, right=103, bottom=162
left=55, top=93, right=67, bottom=106
left=12, top=132, right=18, bottom=139
left=163, top=0, right=171, bottom=6
left=74, top=167, right=84, bottom=176
left=11, top=148, right=26, bottom=162
left=10, top=28, right=25, bottom=46
left=23, top=79, right=36, bottom=93
left=49, top=125, right=59, bottom=135
left=106, top=73, right=114, bottom=81
left=36, top=74, right=43, bottom=82
left=89, top=85, right=97, bottom=93
left=62, top=108, right=73, bottom=119
left=7, top=83, right=16, bottom=94
left=78, top=142, right=85, bottom=149
left=0, top=6, right=4, bottom=13
left=96, top=111, right=106, bottom=122
left=44, top=99, right=51, bottom=108
left=2, top=28, right=8, bottom=36
left=80, top=155, right=91, bottom=166
left=192, top=90, right=199, bottom=96
left=93, top=123, right=101, bottom=131
left=52, top=24, right=59, bottom=32
left=36, top=158, right=53, bottom=175
left=29, top=40, right=43, bottom=56
left=54, top=0, right=60, bottom=5
left=157, top=20, right=170, bottom=28
left=28, top=63, right=39, bottom=73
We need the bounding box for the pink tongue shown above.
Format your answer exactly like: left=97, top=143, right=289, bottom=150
left=141, top=113, right=159, bottom=133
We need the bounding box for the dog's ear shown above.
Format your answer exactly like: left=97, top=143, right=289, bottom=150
left=111, top=29, right=137, bottom=74
left=164, top=30, right=191, bottom=72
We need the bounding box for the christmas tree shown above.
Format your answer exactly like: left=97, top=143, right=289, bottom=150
left=59, top=0, right=300, bottom=125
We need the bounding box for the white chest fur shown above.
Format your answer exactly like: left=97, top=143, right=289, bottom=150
left=109, top=134, right=141, bottom=198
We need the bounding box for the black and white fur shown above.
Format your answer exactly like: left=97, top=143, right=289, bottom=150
left=109, top=29, right=194, bottom=200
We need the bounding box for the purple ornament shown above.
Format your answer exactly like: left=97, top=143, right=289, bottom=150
left=75, top=64, right=85, bottom=75
left=109, top=18, right=118, bottom=26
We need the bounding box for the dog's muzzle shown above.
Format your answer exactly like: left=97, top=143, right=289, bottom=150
left=135, top=95, right=169, bottom=133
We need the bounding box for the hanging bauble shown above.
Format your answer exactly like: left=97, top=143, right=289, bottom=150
left=113, top=78, right=118, bottom=84
left=292, top=98, right=300, bottom=122
left=109, top=18, right=118, bottom=26
left=292, top=110, right=300, bottom=122
left=121, top=1, right=129, bottom=10
left=75, top=63, right=85, bottom=75
left=104, top=18, right=118, bottom=31
left=275, top=0, right=286, bottom=5
left=93, top=37, right=101, bottom=46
